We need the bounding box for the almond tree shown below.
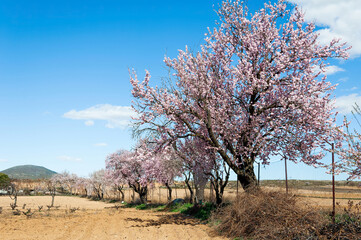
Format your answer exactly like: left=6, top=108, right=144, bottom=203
left=338, top=104, right=361, bottom=180
left=144, top=146, right=183, bottom=202
left=51, top=171, right=78, bottom=195
left=89, top=169, right=107, bottom=200
left=131, top=0, right=349, bottom=189
left=105, top=166, right=127, bottom=201
left=176, top=138, right=230, bottom=205
left=74, top=177, right=91, bottom=197
left=106, top=147, right=153, bottom=204
left=48, top=174, right=62, bottom=207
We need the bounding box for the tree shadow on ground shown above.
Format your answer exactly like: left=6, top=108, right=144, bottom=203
left=125, top=213, right=202, bottom=227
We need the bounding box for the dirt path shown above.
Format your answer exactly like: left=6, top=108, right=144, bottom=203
left=0, top=196, right=225, bottom=240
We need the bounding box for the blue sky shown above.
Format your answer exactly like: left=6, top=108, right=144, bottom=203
left=0, top=0, right=360, bottom=180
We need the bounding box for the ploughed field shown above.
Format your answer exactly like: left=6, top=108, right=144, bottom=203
left=1, top=181, right=360, bottom=240
left=0, top=196, right=224, bottom=240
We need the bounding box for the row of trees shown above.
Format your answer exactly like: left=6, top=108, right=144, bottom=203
left=46, top=170, right=112, bottom=206
left=105, top=140, right=230, bottom=204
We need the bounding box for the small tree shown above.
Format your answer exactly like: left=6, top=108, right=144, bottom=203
left=144, top=146, right=183, bottom=202
left=338, top=104, right=361, bottom=179
left=104, top=169, right=126, bottom=201
left=46, top=179, right=57, bottom=207
left=51, top=171, right=78, bottom=195
left=89, top=169, right=107, bottom=200
left=174, top=138, right=230, bottom=205
left=74, top=177, right=91, bottom=197
left=106, top=147, right=153, bottom=204
left=0, top=173, right=10, bottom=190
left=8, top=182, right=18, bottom=208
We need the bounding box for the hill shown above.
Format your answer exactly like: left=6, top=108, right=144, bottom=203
left=0, top=165, right=57, bottom=179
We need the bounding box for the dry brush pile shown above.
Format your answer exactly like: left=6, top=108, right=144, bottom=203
left=211, top=190, right=361, bottom=239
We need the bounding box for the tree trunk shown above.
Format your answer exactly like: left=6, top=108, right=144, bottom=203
left=211, top=180, right=224, bottom=205
left=184, top=177, right=193, bottom=204
left=51, top=194, right=55, bottom=207
left=131, top=182, right=148, bottom=204
left=195, top=180, right=206, bottom=204
left=236, top=162, right=257, bottom=190
left=14, top=194, right=18, bottom=207
left=118, top=188, right=125, bottom=202
left=214, top=189, right=223, bottom=205
left=165, top=182, right=172, bottom=202
left=138, top=187, right=148, bottom=204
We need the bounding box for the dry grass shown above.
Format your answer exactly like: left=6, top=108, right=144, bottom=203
left=212, top=189, right=327, bottom=239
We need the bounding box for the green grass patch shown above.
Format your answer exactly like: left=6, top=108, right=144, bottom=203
left=126, top=201, right=216, bottom=221
left=154, top=205, right=167, bottom=211
left=135, top=203, right=149, bottom=210
left=335, top=213, right=361, bottom=225
left=170, top=203, right=193, bottom=212
left=122, top=202, right=166, bottom=210
left=155, top=202, right=216, bottom=221
left=181, top=202, right=216, bottom=221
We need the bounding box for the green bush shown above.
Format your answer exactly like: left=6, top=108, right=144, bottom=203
left=181, top=202, right=216, bottom=221
left=0, top=173, right=10, bottom=189
left=169, top=203, right=193, bottom=212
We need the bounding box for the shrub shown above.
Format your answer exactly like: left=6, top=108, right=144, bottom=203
left=319, top=200, right=361, bottom=239
left=181, top=202, right=216, bottom=221
left=0, top=173, right=10, bottom=189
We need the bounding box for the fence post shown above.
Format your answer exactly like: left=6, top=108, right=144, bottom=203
left=284, top=157, right=288, bottom=194
left=184, top=183, right=188, bottom=199
left=175, top=183, right=177, bottom=199
left=332, top=143, right=336, bottom=225
left=236, top=176, right=239, bottom=198
left=258, top=162, right=261, bottom=186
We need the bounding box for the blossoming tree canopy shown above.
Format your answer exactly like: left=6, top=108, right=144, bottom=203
left=105, top=146, right=154, bottom=203
left=339, top=104, right=361, bottom=180
left=130, top=0, right=349, bottom=189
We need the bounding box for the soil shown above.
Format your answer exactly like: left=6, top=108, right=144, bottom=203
left=1, top=185, right=360, bottom=239
left=0, top=196, right=225, bottom=240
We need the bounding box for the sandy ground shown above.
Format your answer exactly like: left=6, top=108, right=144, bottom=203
left=0, top=195, right=113, bottom=210
left=1, top=186, right=360, bottom=240
left=0, top=196, right=225, bottom=240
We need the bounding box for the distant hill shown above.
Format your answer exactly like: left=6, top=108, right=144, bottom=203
left=0, top=165, right=57, bottom=180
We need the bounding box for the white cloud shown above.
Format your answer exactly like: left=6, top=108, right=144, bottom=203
left=324, top=65, right=345, bottom=75
left=57, top=155, right=82, bottom=162
left=63, top=104, right=136, bottom=129
left=335, top=93, right=361, bottom=114
left=289, top=0, right=361, bottom=57
left=85, top=120, right=94, bottom=126
left=341, top=86, right=358, bottom=92
left=94, top=143, right=107, bottom=147
left=0, top=159, right=8, bottom=162
left=338, top=77, right=349, bottom=83
left=313, top=65, right=345, bottom=75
